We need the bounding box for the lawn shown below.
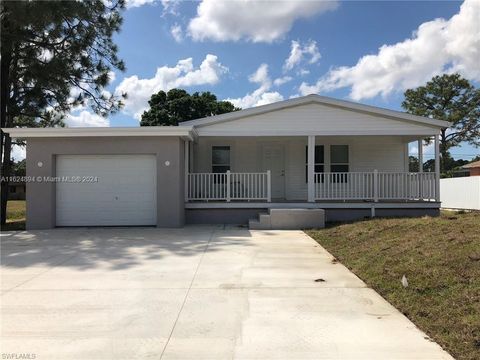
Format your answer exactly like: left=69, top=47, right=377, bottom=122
left=307, top=211, right=480, bottom=360
left=2, top=200, right=26, bottom=231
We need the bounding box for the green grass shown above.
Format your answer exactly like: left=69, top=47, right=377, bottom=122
left=2, top=200, right=26, bottom=231
left=307, top=211, right=480, bottom=360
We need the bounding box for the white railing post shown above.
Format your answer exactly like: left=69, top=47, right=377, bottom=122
left=434, top=135, right=440, bottom=202
left=226, top=170, right=231, bottom=202
left=267, top=170, right=271, bottom=202
left=373, top=169, right=379, bottom=202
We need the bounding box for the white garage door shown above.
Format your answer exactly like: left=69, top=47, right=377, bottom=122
left=56, top=155, right=157, bottom=226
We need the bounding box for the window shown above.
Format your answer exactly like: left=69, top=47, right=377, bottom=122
left=9, top=186, right=16, bottom=193
left=305, top=145, right=324, bottom=182
left=212, top=146, right=230, bottom=173
left=330, top=145, right=349, bottom=182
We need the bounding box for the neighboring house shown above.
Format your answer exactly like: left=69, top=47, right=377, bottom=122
left=8, top=181, right=26, bottom=200
left=3, top=94, right=449, bottom=230
left=463, top=160, right=480, bottom=176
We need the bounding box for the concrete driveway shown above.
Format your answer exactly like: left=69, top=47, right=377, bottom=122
left=1, top=226, right=452, bottom=359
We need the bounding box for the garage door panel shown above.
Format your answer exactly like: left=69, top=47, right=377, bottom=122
left=56, top=155, right=157, bottom=226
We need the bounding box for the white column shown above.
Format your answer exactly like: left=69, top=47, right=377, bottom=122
left=184, top=140, right=189, bottom=202
left=418, top=139, right=423, bottom=173
left=189, top=140, right=194, bottom=172
left=307, top=135, right=315, bottom=202
left=434, top=135, right=440, bottom=201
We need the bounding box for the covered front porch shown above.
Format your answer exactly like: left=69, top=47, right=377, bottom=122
left=183, top=135, right=440, bottom=205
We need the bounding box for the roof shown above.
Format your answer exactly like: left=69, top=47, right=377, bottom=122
left=1, top=126, right=197, bottom=141
left=181, top=94, right=451, bottom=129
left=463, top=160, right=480, bottom=169
left=2, top=95, right=451, bottom=139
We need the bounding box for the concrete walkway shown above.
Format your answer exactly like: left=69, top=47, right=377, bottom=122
left=1, top=226, right=452, bottom=359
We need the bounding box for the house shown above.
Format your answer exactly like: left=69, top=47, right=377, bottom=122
left=2, top=94, right=449, bottom=230
left=8, top=181, right=26, bottom=200
left=463, top=160, right=480, bottom=176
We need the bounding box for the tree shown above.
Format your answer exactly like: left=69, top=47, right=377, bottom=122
left=402, top=74, right=480, bottom=172
left=1, top=0, right=126, bottom=224
left=140, top=89, right=239, bottom=126
left=409, top=156, right=419, bottom=172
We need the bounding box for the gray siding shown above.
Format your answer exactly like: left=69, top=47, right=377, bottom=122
left=26, top=136, right=185, bottom=229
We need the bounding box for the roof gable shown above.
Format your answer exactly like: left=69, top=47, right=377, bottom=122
left=182, top=94, right=451, bottom=131
left=185, top=95, right=450, bottom=137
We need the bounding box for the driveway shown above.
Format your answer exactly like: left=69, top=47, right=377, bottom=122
left=1, top=226, right=452, bottom=359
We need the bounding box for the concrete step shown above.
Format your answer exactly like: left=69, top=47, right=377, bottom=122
left=269, top=208, right=325, bottom=229
left=249, top=208, right=325, bottom=230
left=258, top=213, right=271, bottom=227
left=248, top=219, right=264, bottom=230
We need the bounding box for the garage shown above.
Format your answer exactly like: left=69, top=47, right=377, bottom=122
left=56, top=154, right=157, bottom=226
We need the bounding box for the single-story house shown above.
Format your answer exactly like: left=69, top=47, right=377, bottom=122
left=463, top=160, right=480, bottom=176
left=3, top=94, right=449, bottom=230
left=8, top=181, right=26, bottom=200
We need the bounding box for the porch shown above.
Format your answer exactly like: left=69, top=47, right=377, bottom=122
left=184, top=135, right=440, bottom=205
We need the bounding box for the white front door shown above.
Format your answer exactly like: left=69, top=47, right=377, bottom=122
left=262, top=145, right=285, bottom=199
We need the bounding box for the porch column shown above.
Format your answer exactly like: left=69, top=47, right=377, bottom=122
left=418, top=139, right=423, bottom=173
left=307, top=135, right=315, bottom=202
left=184, top=140, right=189, bottom=202
left=434, top=135, right=440, bottom=201
left=189, top=140, right=194, bottom=172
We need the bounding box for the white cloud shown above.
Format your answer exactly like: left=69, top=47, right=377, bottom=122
left=108, top=70, right=116, bottom=83
left=298, top=68, right=310, bottom=76
left=188, top=0, right=338, bottom=43
left=226, top=64, right=284, bottom=108
left=66, top=111, right=109, bottom=127
left=11, top=145, right=26, bottom=161
left=170, top=24, right=183, bottom=42
left=299, top=0, right=480, bottom=100
left=283, top=40, right=321, bottom=71
left=115, top=54, right=228, bottom=119
left=273, top=76, right=293, bottom=87
left=161, top=0, right=180, bottom=15
left=125, top=0, right=157, bottom=9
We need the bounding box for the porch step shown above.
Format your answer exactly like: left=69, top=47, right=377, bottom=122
left=249, top=208, right=325, bottom=230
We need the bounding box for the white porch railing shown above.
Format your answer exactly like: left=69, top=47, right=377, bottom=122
left=187, top=171, right=271, bottom=202
left=314, top=171, right=437, bottom=201
left=187, top=170, right=436, bottom=202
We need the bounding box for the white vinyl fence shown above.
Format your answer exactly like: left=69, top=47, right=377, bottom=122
left=440, top=177, right=480, bottom=210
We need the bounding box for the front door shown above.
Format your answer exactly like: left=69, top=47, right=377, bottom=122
left=262, top=145, right=285, bottom=199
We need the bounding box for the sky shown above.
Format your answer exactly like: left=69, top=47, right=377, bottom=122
left=13, top=0, right=480, bottom=161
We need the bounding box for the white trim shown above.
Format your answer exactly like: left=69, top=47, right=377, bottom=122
left=1, top=126, right=196, bottom=140
left=194, top=129, right=443, bottom=137
left=181, top=94, right=451, bottom=129
left=185, top=202, right=440, bottom=209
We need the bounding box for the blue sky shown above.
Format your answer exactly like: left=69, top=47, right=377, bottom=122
left=67, top=0, right=479, bottom=161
